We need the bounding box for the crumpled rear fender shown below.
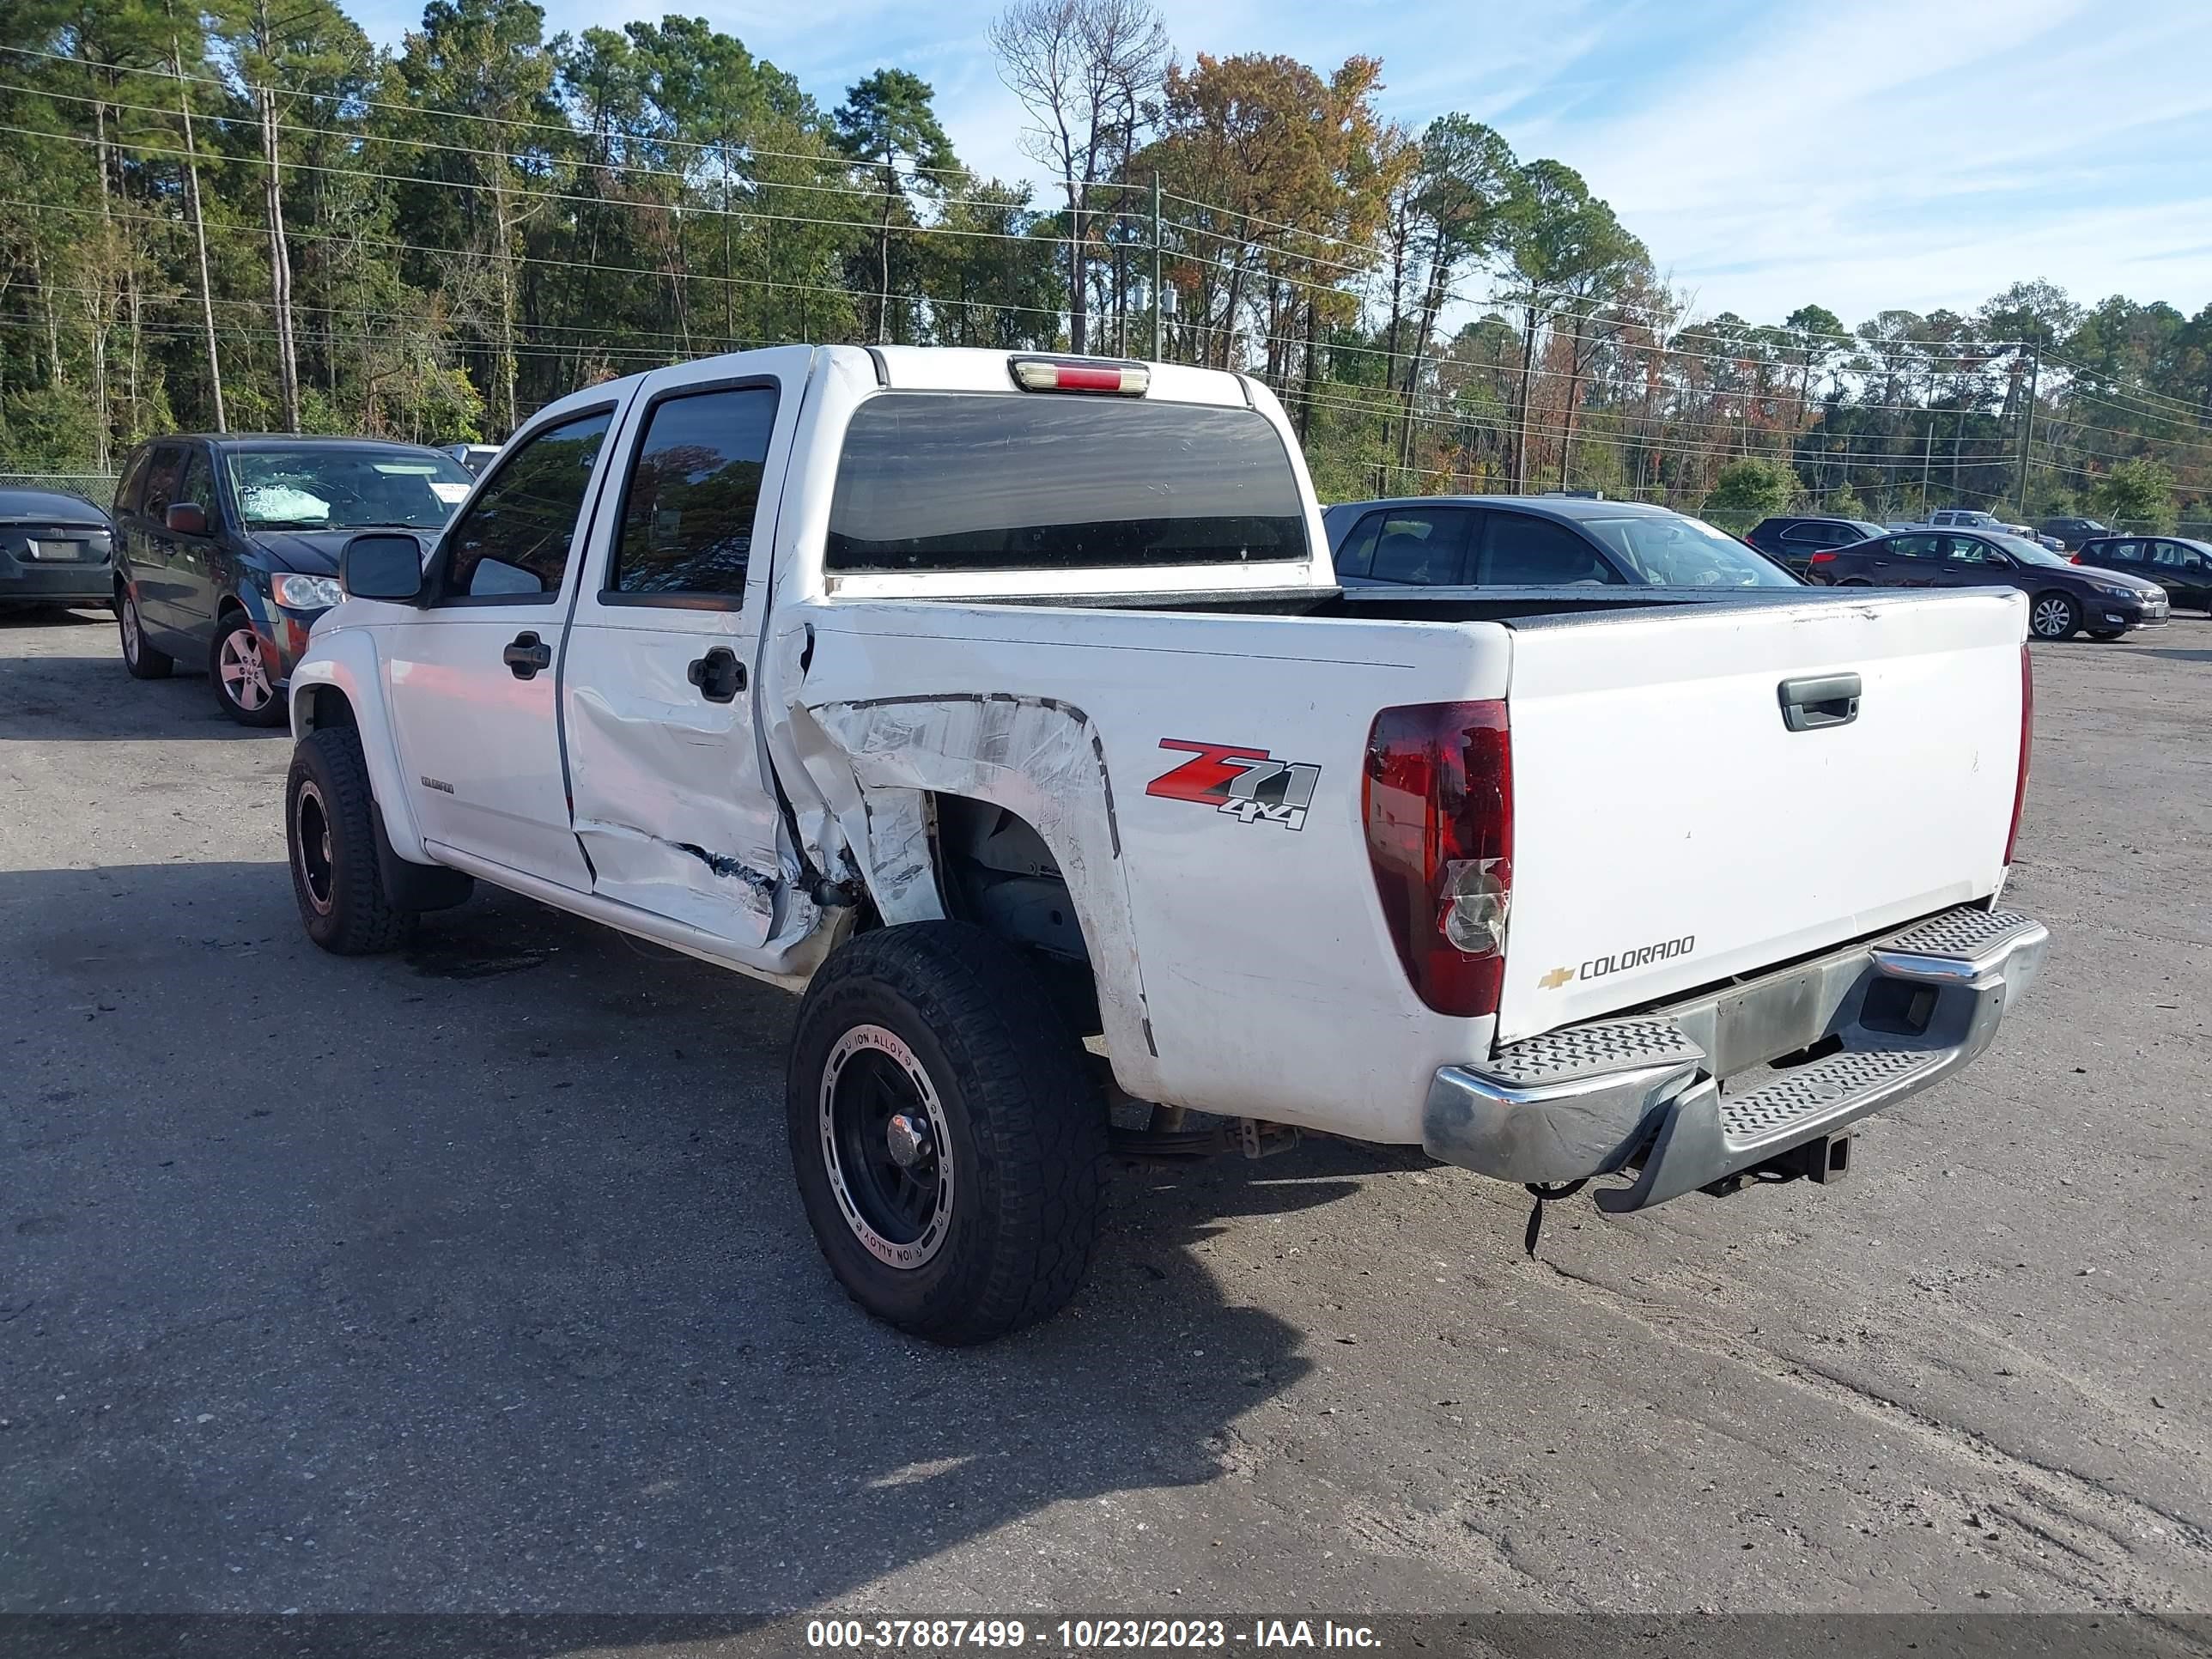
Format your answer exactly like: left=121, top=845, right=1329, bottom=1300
left=788, top=690, right=1162, bottom=1101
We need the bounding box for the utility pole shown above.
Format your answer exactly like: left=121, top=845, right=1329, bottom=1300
left=1151, top=172, right=1163, bottom=362
left=2014, top=341, right=2040, bottom=520
left=1921, top=421, right=1932, bottom=518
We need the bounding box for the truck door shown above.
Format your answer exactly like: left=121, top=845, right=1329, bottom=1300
left=382, top=399, right=626, bottom=891
left=557, top=350, right=809, bottom=951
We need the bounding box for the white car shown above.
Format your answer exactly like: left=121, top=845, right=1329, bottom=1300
left=283, top=346, right=2048, bottom=1343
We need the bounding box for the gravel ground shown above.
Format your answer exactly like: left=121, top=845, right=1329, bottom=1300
left=2, top=604, right=2207, bottom=1620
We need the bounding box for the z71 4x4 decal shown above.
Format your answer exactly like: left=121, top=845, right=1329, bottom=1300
left=1146, top=738, right=1321, bottom=831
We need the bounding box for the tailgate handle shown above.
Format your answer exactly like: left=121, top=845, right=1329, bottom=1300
left=1778, top=672, right=1861, bottom=732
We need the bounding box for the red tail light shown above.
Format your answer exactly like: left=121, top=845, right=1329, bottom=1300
left=2005, top=643, right=2033, bottom=865
left=1364, top=701, right=1512, bottom=1018
left=1808, top=550, right=1838, bottom=564
left=2068, top=553, right=2081, bottom=563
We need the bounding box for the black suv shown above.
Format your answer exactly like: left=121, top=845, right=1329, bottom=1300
left=2036, top=516, right=2110, bottom=550
left=111, top=434, right=474, bottom=723
left=1807, top=527, right=2169, bottom=640
left=2073, top=534, right=2212, bottom=615
left=1744, top=515, right=1887, bottom=574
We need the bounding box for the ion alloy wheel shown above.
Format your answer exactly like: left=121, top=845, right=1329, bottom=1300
left=118, top=587, right=173, bottom=678
left=819, top=1024, right=955, bottom=1271
left=216, top=620, right=277, bottom=717
left=2030, top=594, right=2079, bottom=640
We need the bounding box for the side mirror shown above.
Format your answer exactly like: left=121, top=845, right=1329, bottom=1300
left=340, top=532, right=428, bottom=603
left=166, top=502, right=208, bottom=536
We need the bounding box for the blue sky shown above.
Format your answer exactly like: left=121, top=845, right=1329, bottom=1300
left=352, top=0, right=2212, bottom=330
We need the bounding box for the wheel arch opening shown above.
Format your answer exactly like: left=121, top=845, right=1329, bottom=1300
left=928, top=793, right=1102, bottom=1037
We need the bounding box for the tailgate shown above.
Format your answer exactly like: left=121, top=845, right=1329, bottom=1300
left=1497, top=589, right=2027, bottom=1044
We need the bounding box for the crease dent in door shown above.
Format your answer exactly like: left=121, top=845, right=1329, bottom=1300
left=567, top=684, right=780, bottom=945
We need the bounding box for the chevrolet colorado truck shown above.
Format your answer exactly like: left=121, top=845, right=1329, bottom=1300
left=283, top=345, right=2048, bottom=1343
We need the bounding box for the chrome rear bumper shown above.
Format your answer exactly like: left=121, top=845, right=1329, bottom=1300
left=1424, top=906, right=2048, bottom=1212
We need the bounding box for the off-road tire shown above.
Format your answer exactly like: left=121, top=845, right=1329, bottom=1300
left=118, top=586, right=173, bottom=678
left=787, top=921, right=1108, bottom=1344
left=287, top=726, right=411, bottom=955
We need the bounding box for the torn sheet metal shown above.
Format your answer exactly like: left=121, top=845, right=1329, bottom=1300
left=794, top=691, right=1162, bottom=1099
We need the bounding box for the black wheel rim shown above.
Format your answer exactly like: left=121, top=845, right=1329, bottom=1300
left=819, top=1024, right=951, bottom=1270
left=294, top=781, right=336, bottom=915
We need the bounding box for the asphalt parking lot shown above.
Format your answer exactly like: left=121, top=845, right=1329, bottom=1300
left=3, top=605, right=2208, bottom=1619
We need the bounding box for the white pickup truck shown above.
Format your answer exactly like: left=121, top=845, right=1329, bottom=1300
left=285, top=345, right=2047, bottom=1343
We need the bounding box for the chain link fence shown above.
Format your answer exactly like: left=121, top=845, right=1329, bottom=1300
left=0, top=472, right=120, bottom=510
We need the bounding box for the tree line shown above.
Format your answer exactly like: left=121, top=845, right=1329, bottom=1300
left=3, top=0, right=2207, bottom=529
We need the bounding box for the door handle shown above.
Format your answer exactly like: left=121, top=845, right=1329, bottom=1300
left=502, top=630, right=552, bottom=679
left=686, top=645, right=746, bottom=702
left=1779, top=672, right=1861, bottom=732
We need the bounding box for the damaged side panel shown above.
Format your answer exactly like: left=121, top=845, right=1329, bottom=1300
left=564, top=665, right=785, bottom=951
left=791, top=690, right=1158, bottom=1091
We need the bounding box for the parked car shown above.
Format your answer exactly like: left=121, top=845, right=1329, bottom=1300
left=443, top=442, right=501, bottom=474
left=111, top=434, right=476, bottom=723
left=1744, top=514, right=1887, bottom=573
left=0, top=486, right=115, bottom=615
left=1321, top=496, right=1799, bottom=589
left=2038, top=516, right=2110, bottom=550
left=1805, top=526, right=2169, bottom=640
left=1929, top=508, right=2006, bottom=530
left=2074, top=534, right=2212, bottom=614
left=284, top=344, right=2043, bottom=1344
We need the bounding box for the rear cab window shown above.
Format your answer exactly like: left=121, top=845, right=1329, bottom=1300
left=824, top=393, right=1309, bottom=574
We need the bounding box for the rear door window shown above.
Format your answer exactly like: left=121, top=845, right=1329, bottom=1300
left=1343, top=507, right=1471, bottom=584
left=606, top=386, right=779, bottom=603
left=2100, top=540, right=2142, bottom=564
left=1478, top=513, right=1619, bottom=584
left=825, top=393, right=1308, bottom=573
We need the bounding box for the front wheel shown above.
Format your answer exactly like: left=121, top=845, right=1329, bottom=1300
left=287, top=726, right=411, bottom=955
left=2029, top=592, right=2081, bottom=641
left=212, top=612, right=287, bottom=726
left=786, top=922, right=1108, bottom=1344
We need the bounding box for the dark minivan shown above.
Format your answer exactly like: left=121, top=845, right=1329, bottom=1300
left=111, top=434, right=474, bottom=723
left=2073, top=534, right=2212, bottom=615
left=1807, top=526, right=2169, bottom=640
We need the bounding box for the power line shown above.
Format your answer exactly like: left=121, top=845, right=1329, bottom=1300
left=0, top=40, right=1155, bottom=193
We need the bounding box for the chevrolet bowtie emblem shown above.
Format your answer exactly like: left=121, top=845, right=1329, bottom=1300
left=1538, top=966, right=1575, bottom=990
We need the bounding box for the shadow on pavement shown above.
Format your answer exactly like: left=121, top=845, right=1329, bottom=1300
left=3, top=859, right=1329, bottom=1614
left=0, top=643, right=281, bottom=742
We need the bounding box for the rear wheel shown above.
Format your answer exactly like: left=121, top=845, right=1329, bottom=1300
left=786, top=921, right=1107, bottom=1344
left=2029, top=592, right=2080, bottom=641
left=212, top=611, right=286, bottom=726
left=118, top=586, right=173, bottom=678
